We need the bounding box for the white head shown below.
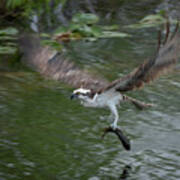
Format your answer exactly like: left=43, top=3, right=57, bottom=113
left=71, top=88, right=93, bottom=101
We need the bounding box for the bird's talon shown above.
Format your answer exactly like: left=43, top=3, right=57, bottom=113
left=110, top=123, right=118, bottom=130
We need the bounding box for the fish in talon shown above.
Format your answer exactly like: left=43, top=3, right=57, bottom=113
left=102, top=126, right=131, bottom=151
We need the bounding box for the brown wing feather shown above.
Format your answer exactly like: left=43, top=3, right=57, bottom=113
left=19, top=34, right=108, bottom=92
left=100, top=22, right=180, bottom=93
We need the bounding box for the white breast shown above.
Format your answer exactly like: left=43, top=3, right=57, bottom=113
left=96, top=89, right=123, bottom=107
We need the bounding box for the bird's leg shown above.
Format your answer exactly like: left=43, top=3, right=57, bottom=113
left=111, top=114, right=118, bottom=130
left=109, top=105, right=119, bottom=130
left=102, top=105, right=131, bottom=150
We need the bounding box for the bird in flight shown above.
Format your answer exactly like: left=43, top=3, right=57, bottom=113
left=20, top=21, right=180, bottom=150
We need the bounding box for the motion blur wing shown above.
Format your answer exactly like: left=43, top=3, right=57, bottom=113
left=99, top=22, right=180, bottom=93
left=19, top=34, right=108, bottom=92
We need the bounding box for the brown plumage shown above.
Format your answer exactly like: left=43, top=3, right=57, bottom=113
left=99, top=21, right=180, bottom=93
left=20, top=22, right=180, bottom=95
left=19, top=34, right=108, bottom=92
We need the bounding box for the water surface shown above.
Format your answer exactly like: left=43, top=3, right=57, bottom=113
left=1, top=1, right=180, bottom=179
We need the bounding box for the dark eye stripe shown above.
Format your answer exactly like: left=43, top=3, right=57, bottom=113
left=75, top=92, right=90, bottom=96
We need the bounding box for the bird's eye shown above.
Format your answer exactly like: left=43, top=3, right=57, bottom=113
left=75, top=92, right=87, bottom=96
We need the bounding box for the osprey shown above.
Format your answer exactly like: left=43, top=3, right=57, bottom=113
left=20, top=22, right=180, bottom=148
left=69, top=22, right=180, bottom=130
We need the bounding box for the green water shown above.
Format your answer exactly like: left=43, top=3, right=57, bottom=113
left=1, top=0, right=180, bottom=179
left=0, top=31, right=180, bottom=180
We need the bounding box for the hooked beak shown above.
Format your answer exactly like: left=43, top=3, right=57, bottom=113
left=70, top=93, right=78, bottom=100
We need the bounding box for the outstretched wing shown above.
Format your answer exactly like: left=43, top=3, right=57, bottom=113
left=99, top=22, right=180, bottom=93
left=19, top=34, right=108, bottom=92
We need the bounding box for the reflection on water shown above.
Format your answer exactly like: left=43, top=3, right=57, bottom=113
left=119, top=165, right=132, bottom=180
